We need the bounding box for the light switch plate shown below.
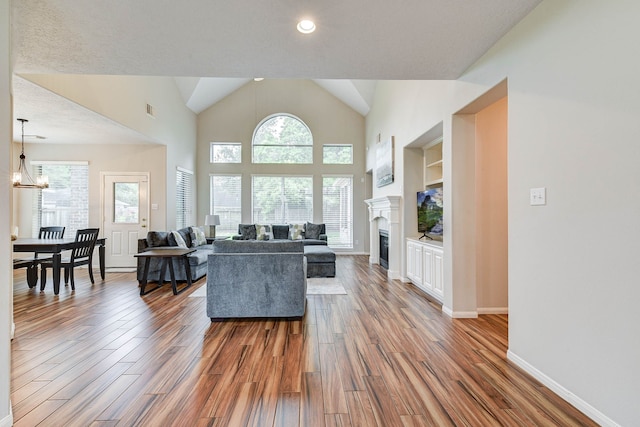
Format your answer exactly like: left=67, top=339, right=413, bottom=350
left=151, top=203, right=158, bottom=210
left=530, top=187, right=546, bottom=206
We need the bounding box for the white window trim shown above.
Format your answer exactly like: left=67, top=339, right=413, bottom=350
left=252, top=113, right=313, bottom=164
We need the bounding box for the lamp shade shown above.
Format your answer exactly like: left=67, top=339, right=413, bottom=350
left=205, top=214, right=220, bottom=226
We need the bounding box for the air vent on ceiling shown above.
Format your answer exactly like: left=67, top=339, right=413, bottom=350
left=146, top=103, right=155, bottom=118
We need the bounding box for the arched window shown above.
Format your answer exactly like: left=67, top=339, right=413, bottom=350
left=252, top=114, right=313, bottom=163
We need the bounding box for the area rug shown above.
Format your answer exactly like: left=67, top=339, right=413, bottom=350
left=188, top=285, right=207, bottom=298
left=306, top=277, right=348, bottom=295
left=188, top=278, right=347, bottom=297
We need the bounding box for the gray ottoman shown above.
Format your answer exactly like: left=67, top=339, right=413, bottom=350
left=304, top=246, right=336, bottom=278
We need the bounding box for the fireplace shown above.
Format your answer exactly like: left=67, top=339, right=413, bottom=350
left=365, top=196, right=401, bottom=280
left=379, top=230, right=389, bottom=269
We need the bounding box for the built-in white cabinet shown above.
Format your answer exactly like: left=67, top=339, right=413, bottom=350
left=406, top=240, right=424, bottom=286
left=406, top=238, right=443, bottom=301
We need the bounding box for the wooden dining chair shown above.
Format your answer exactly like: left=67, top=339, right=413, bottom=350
left=40, top=228, right=100, bottom=291
left=13, top=226, right=66, bottom=288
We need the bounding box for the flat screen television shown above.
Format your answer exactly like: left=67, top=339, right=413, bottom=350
left=417, top=188, right=443, bottom=239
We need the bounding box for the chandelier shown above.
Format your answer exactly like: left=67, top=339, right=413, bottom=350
left=12, top=118, right=48, bottom=189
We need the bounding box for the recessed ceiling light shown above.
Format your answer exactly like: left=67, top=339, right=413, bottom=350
left=254, top=77, right=264, bottom=82
left=297, top=19, right=316, bottom=34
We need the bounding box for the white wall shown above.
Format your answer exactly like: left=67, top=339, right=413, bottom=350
left=197, top=79, right=368, bottom=252
left=14, top=143, right=167, bottom=237
left=475, top=97, right=508, bottom=312
left=366, top=1, right=640, bottom=425
left=18, top=74, right=197, bottom=229
left=0, top=0, right=13, bottom=424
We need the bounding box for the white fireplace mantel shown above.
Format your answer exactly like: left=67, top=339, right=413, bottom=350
left=364, top=196, right=402, bottom=280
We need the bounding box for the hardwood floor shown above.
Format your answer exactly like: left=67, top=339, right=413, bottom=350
left=11, top=256, right=597, bottom=426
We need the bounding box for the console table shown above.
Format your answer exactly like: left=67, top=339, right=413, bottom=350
left=135, top=248, right=196, bottom=295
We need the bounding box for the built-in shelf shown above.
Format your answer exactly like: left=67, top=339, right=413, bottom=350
left=424, top=178, right=443, bottom=187
left=423, top=136, right=443, bottom=188
left=426, top=159, right=443, bottom=168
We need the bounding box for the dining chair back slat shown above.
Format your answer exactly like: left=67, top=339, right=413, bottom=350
left=38, top=226, right=65, bottom=239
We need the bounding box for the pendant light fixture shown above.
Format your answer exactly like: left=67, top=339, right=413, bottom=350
left=12, top=118, right=49, bottom=189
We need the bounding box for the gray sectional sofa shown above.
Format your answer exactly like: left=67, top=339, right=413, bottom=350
left=206, top=240, right=307, bottom=320
left=136, top=227, right=212, bottom=284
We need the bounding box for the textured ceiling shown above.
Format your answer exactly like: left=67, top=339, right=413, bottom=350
left=11, top=0, right=541, bottom=143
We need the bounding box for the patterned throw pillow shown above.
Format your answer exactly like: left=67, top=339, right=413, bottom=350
left=305, top=222, right=325, bottom=240
left=289, top=223, right=305, bottom=240
left=190, top=226, right=207, bottom=247
left=171, top=230, right=188, bottom=248
left=238, top=224, right=257, bottom=240
left=255, top=224, right=273, bottom=241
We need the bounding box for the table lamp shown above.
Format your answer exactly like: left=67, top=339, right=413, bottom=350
left=205, top=214, right=220, bottom=238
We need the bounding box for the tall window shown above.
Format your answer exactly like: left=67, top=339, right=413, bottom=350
left=176, top=167, right=194, bottom=229
left=211, top=175, right=242, bottom=236
left=32, top=162, right=89, bottom=237
left=211, top=142, right=241, bottom=163
left=323, top=144, right=353, bottom=164
left=323, top=176, right=353, bottom=249
left=252, top=114, right=313, bottom=163
left=252, top=176, right=312, bottom=224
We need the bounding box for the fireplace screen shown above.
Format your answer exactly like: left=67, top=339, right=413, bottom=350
left=379, top=230, right=389, bottom=269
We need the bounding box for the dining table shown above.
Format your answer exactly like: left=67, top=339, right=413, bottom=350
left=13, top=237, right=107, bottom=295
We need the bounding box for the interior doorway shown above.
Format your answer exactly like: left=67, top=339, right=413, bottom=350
left=101, top=173, right=149, bottom=268
left=451, top=79, right=509, bottom=316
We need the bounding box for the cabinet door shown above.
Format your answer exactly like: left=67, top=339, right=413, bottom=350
left=422, top=246, right=433, bottom=291
left=433, top=248, right=444, bottom=298
left=406, top=242, right=423, bottom=286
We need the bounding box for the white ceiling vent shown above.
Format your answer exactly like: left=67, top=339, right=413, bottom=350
left=146, top=103, right=155, bottom=118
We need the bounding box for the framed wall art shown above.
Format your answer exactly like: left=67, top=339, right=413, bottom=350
left=376, top=136, right=394, bottom=187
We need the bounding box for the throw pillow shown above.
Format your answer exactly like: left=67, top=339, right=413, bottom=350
left=238, top=224, right=257, bottom=240
left=289, top=223, right=305, bottom=240
left=255, top=224, right=272, bottom=241
left=171, top=230, right=188, bottom=248
left=305, top=222, right=325, bottom=240
left=147, top=231, right=169, bottom=247
left=272, top=224, right=289, bottom=240
left=190, top=226, right=207, bottom=247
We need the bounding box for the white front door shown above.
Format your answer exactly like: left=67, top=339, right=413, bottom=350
left=102, top=173, right=149, bottom=268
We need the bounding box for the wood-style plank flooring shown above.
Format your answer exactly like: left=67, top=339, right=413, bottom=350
left=11, top=256, right=597, bottom=426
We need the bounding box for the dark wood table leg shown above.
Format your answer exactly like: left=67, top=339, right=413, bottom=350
left=99, top=243, right=106, bottom=280
left=53, top=253, right=61, bottom=295
left=140, top=258, right=150, bottom=295
left=139, top=257, right=162, bottom=296
left=172, top=256, right=193, bottom=295
left=167, top=258, right=178, bottom=294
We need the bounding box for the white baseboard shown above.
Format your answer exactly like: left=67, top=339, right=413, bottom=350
left=442, top=306, right=478, bottom=318
left=477, top=307, right=509, bottom=314
left=0, top=403, right=13, bottom=427
left=507, top=350, right=620, bottom=427
left=10, top=322, right=14, bottom=340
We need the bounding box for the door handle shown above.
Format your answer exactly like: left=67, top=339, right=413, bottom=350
left=141, top=225, right=147, bottom=228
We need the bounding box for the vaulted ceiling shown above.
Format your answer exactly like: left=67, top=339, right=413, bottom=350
left=11, top=0, right=541, bottom=143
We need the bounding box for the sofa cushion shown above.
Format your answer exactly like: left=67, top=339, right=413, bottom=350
left=238, top=224, right=257, bottom=240
left=272, top=224, right=289, bottom=240
left=213, top=240, right=304, bottom=253
left=147, top=231, right=170, bottom=248
left=305, top=222, right=325, bottom=239
left=289, top=223, right=305, bottom=240
left=190, top=226, right=207, bottom=247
